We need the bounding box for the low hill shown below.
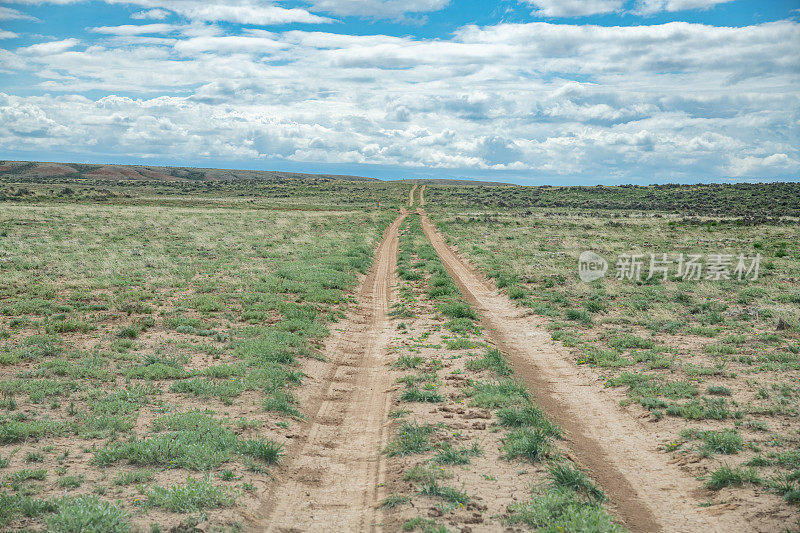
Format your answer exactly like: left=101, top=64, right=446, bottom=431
left=0, top=161, right=378, bottom=182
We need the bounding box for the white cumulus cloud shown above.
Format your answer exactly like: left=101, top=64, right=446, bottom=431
left=91, top=24, right=181, bottom=35
left=522, top=0, right=623, bottom=17
left=1, top=18, right=799, bottom=180
left=308, top=0, right=449, bottom=19
left=131, top=8, right=171, bottom=19
left=634, top=0, right=735, bottom=16
left=19, top=38, right=80, bottom=55
left=0, top=6, right=37, bottom=20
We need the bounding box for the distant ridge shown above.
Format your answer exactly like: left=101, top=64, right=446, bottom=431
left=0, top=160, right=515, bottom=186
left=0, top=161, right=378, bottom=182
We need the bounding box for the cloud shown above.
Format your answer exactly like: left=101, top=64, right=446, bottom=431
left=0, top=30, right=19, bottom=39
left=308, top=0, right=449, bottom=20
left=19, top=38, right=80, bottom=55
left=174, top=35, right=287, bottom=54
left=6, top=0, right=334, bottom=25
left=728, top=153, right=800, bottom=177
left=522, top=0, right=623, bottom=17
left=633, top=0, right=734, bottom=16
left=0, top=6, right=37, bottom=20
left=91, top=23, right=180, bottom=35
left=168, top=3, right=334, bottom=25
left=131, top=8, right=171, bottom=19
left=1, top=19, right=799, bottom=179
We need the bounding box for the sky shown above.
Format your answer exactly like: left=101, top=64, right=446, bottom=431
left=0, top=0, right=799, bottom=185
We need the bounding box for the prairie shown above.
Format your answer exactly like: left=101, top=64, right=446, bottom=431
left=425, top=183, right=800, bottom=529
left=0, top=170, right=797, bottom=531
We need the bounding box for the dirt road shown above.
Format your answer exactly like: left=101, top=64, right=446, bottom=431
left=408, top=184, right=416, bottom=207
left=418, top=184, right=425, bottom=206
left=418, top=209, right=745, bottom=533
left=258, top=213, right=406, bottom=532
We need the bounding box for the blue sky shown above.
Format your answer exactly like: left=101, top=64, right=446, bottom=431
left=1, top=0, right=799, bottom=184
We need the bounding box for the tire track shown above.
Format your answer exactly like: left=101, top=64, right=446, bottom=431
left=418, top=208, right=746, bottom=533
left=257, top=213, right=406, bottom=532
left=409, top=184, right=417, bottom=207
left=418, top=184, right=425, bottom=206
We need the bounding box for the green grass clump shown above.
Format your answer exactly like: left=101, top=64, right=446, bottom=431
left=503, top=428, right=552, bottom=462
left=393, top=355, right=423, bottom=369
left=444, top=318, right=478, bottom=335
left=169, top=378, right=246, bottom=405
left=401, top=386, right=444, bottom=403
left=666, top=397, right=732, bottom=420
left=438, top=302, right=477, bottom=320
left=143, top=478, right=234, bottom=512
left=385, top=421, right=435, bottom=457
left=697, top=429, right=744, bottom=455
left=468, top=380, right=529, bottom=409
left=444, top=337, right=476, bottom=350
left=548, top=463, right=605, bottom=503
left=497, top=406, right=562, bottom=438
left=609, top=334, right=655, bottom=351
left=115, top=326, right=139, bottom=339
left=93, top=412, right=281, bottom=470
left=0, top=493, right=57, bottom=527
left=419, top=476, right=469, bottom=505
left=47, top=495, right=129, bottom=533
left=507, top=488, right=621, bottom=532
left=580, top=347, right=632, bottom=368
left=466, top=348, right=511, bottom=376
left=432, top=442, right=481, bottom=465
left=705, top=465, right=761, bottom=490
left=237, top=439, right=283, bottom=464
left=57, top=475, right=85, bottom=490
left=381, top=494, right=410, bottom=508
left=401, top=517, right=447, bottom=532
left=565, top=309, right=592, bottom=325
left=113, top=469, right=154, bottom=486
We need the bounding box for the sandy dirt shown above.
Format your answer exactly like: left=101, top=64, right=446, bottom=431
left=409, top=184, right=417, bottom=207
left=417, top=208, right=761, bottom=533
left=255, top=212, right=407, bottom=532
left=418, top=184, right=426, bottom=207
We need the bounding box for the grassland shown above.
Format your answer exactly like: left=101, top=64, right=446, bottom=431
left=425, top=183, right=800, bottom=527
left=1, top=170, right=798, bottom=531
left=0, top=182, right=400, bottom=530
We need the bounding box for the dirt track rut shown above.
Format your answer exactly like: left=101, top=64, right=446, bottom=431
left=409, top=184, right=417, bottom=207
left=418, top=208, right=746, bottom=533
left=258, top=213, right=406, bottom=532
